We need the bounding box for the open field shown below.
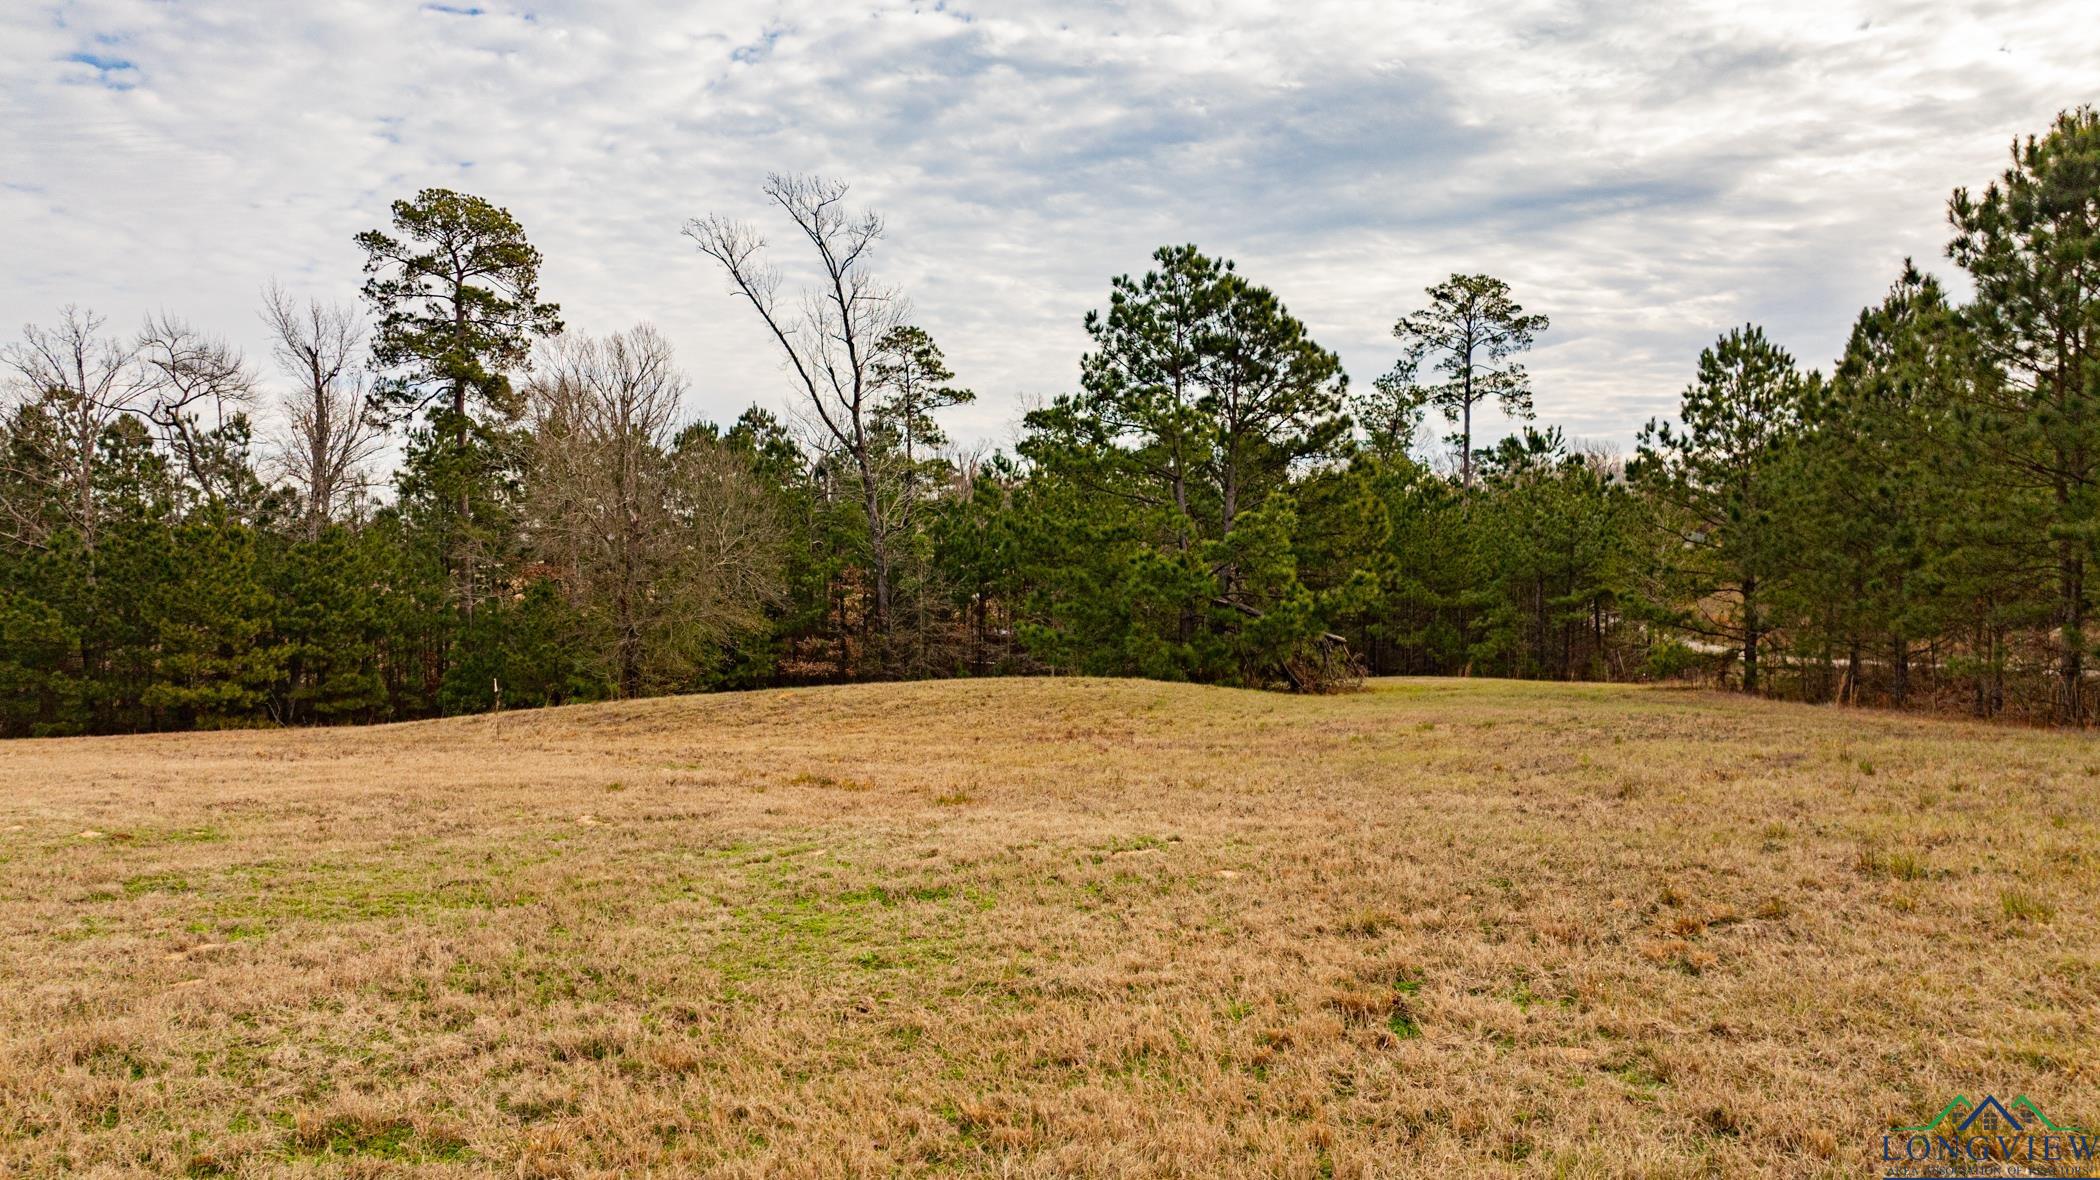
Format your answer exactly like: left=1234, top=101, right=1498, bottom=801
left=0, top=678, right=2095, bottom=1178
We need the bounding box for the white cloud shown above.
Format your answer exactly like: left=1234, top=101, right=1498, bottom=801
left=2, top=0, right=2094, bottom=455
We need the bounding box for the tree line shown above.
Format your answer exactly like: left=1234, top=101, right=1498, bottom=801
left=3, top=107, right=2097, bottom=735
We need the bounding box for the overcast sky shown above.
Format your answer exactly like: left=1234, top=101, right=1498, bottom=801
left=3, top=1, right=2094, bottom=456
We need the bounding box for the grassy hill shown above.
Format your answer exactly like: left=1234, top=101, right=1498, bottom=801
left=0, top=678, right=2093, bottom=1177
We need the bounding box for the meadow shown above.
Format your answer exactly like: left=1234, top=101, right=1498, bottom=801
left=0, top=678, right=2093, bottom=1177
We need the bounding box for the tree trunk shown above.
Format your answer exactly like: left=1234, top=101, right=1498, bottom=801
left=2058, top=540, right=2084, bottom=724
left=1741, top=575, right=1760, bottom=695
left=451, top=271, right=475, bottom=620
left=855, top=449, right=891, bottom=673
left=1532, top=576, right=1547, bottom=677
left=973, top=588, right=988, bottom=676
left=1992, top=625, right=2006, bottom=717
left=616, top=575, right=640, bottom=700
left=834, top=579, right=851, bottom=680
left=1972, top=619, right=1989, bottom=718
left=1459, top=395, right=1473, bottom=488
left=308, top=353, right=332, bottom=538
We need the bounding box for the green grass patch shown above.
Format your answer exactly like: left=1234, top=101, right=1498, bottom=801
left=123, top=872, right=194, bottom=897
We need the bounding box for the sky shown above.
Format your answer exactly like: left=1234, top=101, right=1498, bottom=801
left=2, top=1, right=2095, bottom=458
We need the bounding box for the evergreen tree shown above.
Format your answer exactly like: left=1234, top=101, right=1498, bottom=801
left=930, top=454, right=1029, bottom=676
left=1786, top=265, right=1979, bottom=706
left=356, top=189, right=561, bottom=618
left=1630, top=326, right=1809, bottom=694
left=140, top=507, right=282, bottom=728
left=267, top=525, right=393, bottom=725
left=1948, top=107, right=2100, bottom=722
left=1384, top=274, right=1549, bottom=487
left=1019, top=245, right=1351, bottom=685
left=1470, top=429, right=1636, bottom=679
left=868, top=325, right=975, bottom=673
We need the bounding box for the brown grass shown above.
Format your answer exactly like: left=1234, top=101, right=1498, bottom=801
left=0, top=677, right=2094, bottom=1177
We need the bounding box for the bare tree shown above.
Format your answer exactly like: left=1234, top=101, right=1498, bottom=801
left=526, top=325, right=781, bottom=695
left=1, top=307, right=156, bottom=551
left=261, top=284, right=386, bottom=535
left=684, top=174, right=905, bottom=657
left=137, top=313, right=258, bottom=506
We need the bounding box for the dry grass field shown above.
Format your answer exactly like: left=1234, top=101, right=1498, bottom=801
left=0, top=678, right=2094, bottom=1178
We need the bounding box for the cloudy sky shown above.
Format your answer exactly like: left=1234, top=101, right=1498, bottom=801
left=2, top=1, right=2093, bottom=456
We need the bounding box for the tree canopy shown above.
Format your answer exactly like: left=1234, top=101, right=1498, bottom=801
left=6, top=106, right=2100, bottom=733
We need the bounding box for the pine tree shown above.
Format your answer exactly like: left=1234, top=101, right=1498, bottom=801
left=1384, top=275, right=1549, bottom=488
left=1019, top=245, right=1350, bottom=683
left=357, top=189, right=561, bottom=619
left=1631, top=326, right=1810, bottom=694
left=1948, top=107, right=2100, bottom=722
left=1787, top=265, right=1978, bottom=706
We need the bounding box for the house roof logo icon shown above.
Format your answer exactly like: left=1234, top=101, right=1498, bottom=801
left=1897, top=1094, right=2087, bottom=1136
left=1955, top=1096, right=2023, bottom=1134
